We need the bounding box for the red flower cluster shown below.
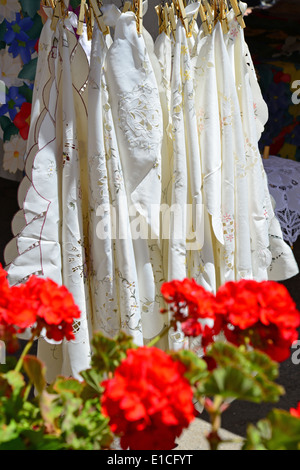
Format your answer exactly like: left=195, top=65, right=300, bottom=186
left=216, top=280, right=300, bottom=362
left=161, top=278, right=218, bottom=345
left=0, top=265, right=81, bottom=343
left=161, top=278, right=300, bottom=363
left=290, top=402, right=300, bottom=418
left=101, top=347, right=196, bottom=450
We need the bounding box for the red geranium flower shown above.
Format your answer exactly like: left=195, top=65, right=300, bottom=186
left=216, top=280, right=262, bottom=329
left=13, top=102, right=32, bottom=140
left=22, top=276, right=81, bottom=341
left=216, top=279, right=300, bottom=362
left=161, top=278, right=219, bottom=343
left=162, top=277, right=300, bottom=363
left=101, top=347, right=196, bottom=450
left=0, top=265, right=81, bottom=342
left=258, top=281, right=300, bottom=331
left=290, top=402, right=300, bottom=418
left=161, top=278, right=216, bottom=316
left=0, top=265, right=10, bottom=307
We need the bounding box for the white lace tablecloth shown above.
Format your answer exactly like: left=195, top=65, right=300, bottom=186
left=263, top=155, right=300, bottom=246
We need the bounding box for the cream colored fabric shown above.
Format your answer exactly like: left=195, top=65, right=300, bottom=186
left=5, top=11, right=93, bottom=381
left=105, top=11, right=167, bottom=344
left=225, top=3, right=299, bottom=281
left=3, top=3, right=298, bottom=380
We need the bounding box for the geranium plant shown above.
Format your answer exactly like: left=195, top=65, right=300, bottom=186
left=0, top=265, right=300, bottom=450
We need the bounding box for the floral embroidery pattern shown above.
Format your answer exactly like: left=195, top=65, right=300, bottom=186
left=118, top=82, right=162, bottom=154
left=194, top=55, right=214, bottom=79
left=221, top=212, right=235, bottom=271
left=196, top=107, right=208, bottom=134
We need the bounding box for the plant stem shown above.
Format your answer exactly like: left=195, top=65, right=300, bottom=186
left=206, top=395, right=224, bottom=450
left=14, top=337, right=34, bottom=373
left=147, top=325, right=171, bottom=348
left=23, top=382, right=32, bottom=402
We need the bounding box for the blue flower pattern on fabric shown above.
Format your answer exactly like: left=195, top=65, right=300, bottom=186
left=0, top=86, right=26, bottom=120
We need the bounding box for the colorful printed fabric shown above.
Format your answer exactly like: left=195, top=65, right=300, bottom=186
left=0, top=0, right=80, bottom=179
left=0, top=1, right=42, bottom=178
left=245, top=9, right=300, bottom=161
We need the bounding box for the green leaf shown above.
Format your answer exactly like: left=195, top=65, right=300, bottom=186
left=91, top=330, right=137, bottom=374
left=0, top=21, right=6, bottom=42
left=170, top=349, right=209, bottom=385
left=5, top=370, right=26, bottom=396
left=51, top=376, right=84, bottom=397
left=20, top=429, right=65, bottom=450
left=18, top=83, right=33, bottom=103
left=199, top=342, right=284, bottom=403
left=0, top=116, right=20, bottom=142
left=242, top=422, right=269, bottom=450
left=39, top=390, right=62, bottom=435
left=0, top=422, right=27, bottom=450
left=19, top=0, right=41, bottom=18
left=59, top=396, right=113, bottom=450
left=80, top=368, right=104, bottom=398
left=0, top=115, right=13, bottom=131
left=26, top=14, right=43, bottom=40
left=3, top=124, right=19, bottom=142
left=18, top=58, right=38, bottom=82
left=244, top=409, right=300, bottom=450
left=23, top=355, right=47, bottom=395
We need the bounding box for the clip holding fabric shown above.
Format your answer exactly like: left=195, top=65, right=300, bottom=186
left=77, top=0, right=87, bottom=35
left=164, top=4, right=171, bottom=37
left=199, top=1, right=211, bottom=36
left=175, top=0, right=189, bottom=36
left=122, top=1, right=133, bottom=12
left=203, top=0, right=213, bottom=24
left=155, top=2, right=171, bottom=37
left=51, top=0, right=63, bottom=30
left=89, top=0, right=110, bottom=35
left=86, top=5, right=95, bottom=40
left=155, top=4, right=163, bottom=34
left=167, top=2, right=177, bottom=39
left=43, top=0, right=56, bottom=8
left=230, top=0, right=246, bottom=28
left=133, top=0, right=143, bottom=35
left=188, top=4, right=199, bottom=38
left=220, top=0, right=229, bottom=34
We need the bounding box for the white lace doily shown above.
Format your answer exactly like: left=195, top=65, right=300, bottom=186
left=262, top=155, right=300, bottom=246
